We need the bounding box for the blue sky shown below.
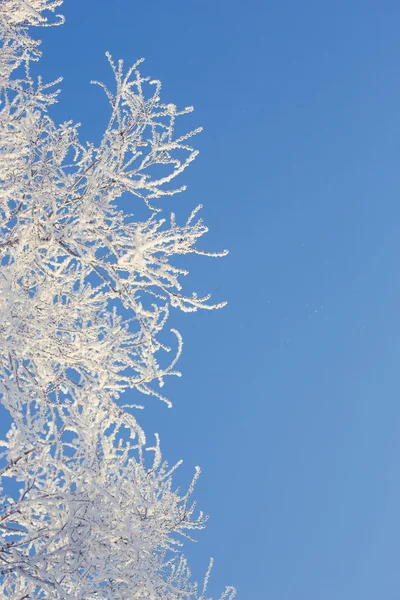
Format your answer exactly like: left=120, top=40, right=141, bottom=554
left=9, top=1, right=400, bottom=598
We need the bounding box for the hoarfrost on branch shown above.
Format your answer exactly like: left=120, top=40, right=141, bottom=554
left=0, top=1, right=234, bottom=598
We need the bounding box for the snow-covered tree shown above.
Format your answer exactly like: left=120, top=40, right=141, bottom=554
left=0, top=1, right=234, bottom=597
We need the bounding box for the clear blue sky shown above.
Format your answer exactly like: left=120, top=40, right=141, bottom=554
left=11, top=1, right=400, bottom=598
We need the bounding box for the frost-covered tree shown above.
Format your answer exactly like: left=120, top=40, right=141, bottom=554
left=0, top=1, right=234, bottom=598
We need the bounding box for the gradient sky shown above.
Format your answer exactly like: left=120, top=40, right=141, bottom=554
left=6, top=1, right=400, bottom=599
